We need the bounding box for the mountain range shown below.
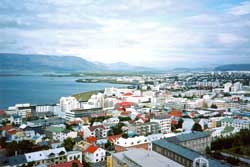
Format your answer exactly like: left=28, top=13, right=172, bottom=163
left=214, top=64, right=250, bottom=71
left=1, top=53, right=250, bottom=74
left=0, top=53, right=153, bottom=73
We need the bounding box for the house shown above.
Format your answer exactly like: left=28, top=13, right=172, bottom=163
left=10, top=114, right=22, bottom=125
left=45, top=126, right=77, bottom=142
left=128, top=122, right=160, bottom=136
left=86, top=136, right=97, bottom=144
left=67, top=151, right=82, bottom=163
left=84, top=145, right=106, bottom=163
left=150, top=117, right=171, bottom=134
left=84, top=125, right=109, bottom=140
left=6, top=147, right=82, bottom=167
left=114, top=136, right=149, bottom=152
left=221, top=117, right=250, bottom=129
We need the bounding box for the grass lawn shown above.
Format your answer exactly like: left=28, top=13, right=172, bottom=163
left=72, top=90, right=100, bottom=101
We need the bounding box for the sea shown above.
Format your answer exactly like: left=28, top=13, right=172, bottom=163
left=0, top=76, right=128, bottom=109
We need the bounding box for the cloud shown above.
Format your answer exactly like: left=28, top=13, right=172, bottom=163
left=228, top=1, right=250, bottom=16
left=0, top=0, right=249, bottom=68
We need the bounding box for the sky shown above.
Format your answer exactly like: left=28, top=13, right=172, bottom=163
left=0, top=0, right=250, bottom=68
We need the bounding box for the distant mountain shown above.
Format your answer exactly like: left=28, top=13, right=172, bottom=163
left=215, top=64, right=250, bottom=71
left=0, top=53, right=153, bottom=73
left=95, top=62, right=153, bottom=72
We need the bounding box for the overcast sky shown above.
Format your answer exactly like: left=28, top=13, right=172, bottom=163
left=0, top=0, right=250, bottom=68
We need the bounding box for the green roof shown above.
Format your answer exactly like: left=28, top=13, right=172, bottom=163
left=222, top=126, right=234, bottom=134
left=46, top=126, right=65, bottom=133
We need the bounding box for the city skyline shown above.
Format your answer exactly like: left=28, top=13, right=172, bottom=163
left=0, top=0, right=250, bottom=68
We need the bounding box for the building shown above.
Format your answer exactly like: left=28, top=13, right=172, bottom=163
left=114, top=136, right=149, bottom=152
left=33, top=104, right=60, bottom=117
left=151, top=117, right=171, bottom=134
left=7, top=103, right=35, bottom=118
left=84, top=145, right=106, bottom=163
left=129, top=122, right=160, bottom=136
left=221, top=117, right=250, bottom=129
left=111, top=148, right=184, bottom=167
left=60, top=96, right=80, bottom=112
left=26, top=117, right=65, bottom=128
left=9, top=114, right=22, bottom=125
left=6, top=147, right=82, bottom=167
left=165, top=131, right=211, bottom=153
left=66, top=151, right=82, bottom=163
left=45, top=126, right=77, bottom=142
left=65, top=107, right=102, bottom=120
left=84, top=125, right=109, bottom=140
left=152, top=139, right=230, bottom=167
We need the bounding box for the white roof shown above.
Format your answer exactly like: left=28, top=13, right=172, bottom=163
left=115, top=136, right=148, bottom=147
left=113, top=148, right=184, bottom=167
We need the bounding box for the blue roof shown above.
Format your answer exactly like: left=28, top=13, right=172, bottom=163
left=153, top=139, right=230, bottom=167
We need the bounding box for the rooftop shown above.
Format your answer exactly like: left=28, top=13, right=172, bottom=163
left=153, top=139, right=230, bottom=167
left=166, top=131, right=210, bottom=144
left=113, top=148, right=184, bottom=167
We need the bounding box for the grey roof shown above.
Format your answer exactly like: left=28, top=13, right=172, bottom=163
left=8, top=155, right=27, bottom=166
left=112, top=148, right=184, bottom=167
left=166, top=131, right=210, bottom=144
left=153, top=139, right=230, bottom=167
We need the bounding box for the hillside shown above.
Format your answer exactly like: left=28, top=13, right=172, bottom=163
left=0, top=53, right=152, bottom=73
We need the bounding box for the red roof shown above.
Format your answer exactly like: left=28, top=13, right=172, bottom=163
left=116, top=101, right=134, bottom=108
left=49, top=160, right=83, bottom=167
left=108, top=134, right=122, bottom=143
left=88, top=125, right=105, bottom=131
left=86, top=136, right=96, bottom=143
left=85, top=145, right=99, bottom=154
left=123, top=92, right=133, bottom=96
left=169, top=109, right=182, bottom=117
left=7, top=129, right=17, bottom=135
left=0, top=124, right=13, bottom=131
left=0, top=110, right=6, bottom=116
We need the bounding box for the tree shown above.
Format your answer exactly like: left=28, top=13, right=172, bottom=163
left=211, top=104, right=218, bottom=109
left=122, top=133, right=128, bottom=139
left=62, top=137, right=75, bottom=151
left=192, top=123, right=203, bottom=131
left=72, top=162, right=79, bottom=167
left=206, top=146, right=211, bottom=154
left=177, top=118, right=184, bottom=129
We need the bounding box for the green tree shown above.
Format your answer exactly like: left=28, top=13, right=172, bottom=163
left=63, top=137, right=75, bottom=151
left=177, top=118, right=184, bottom=129
left=192, top=123, right=203, bottom=131
left=211, top=104, right=218, bottom=109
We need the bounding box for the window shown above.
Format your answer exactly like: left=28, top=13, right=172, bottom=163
left=96, top=153, right=98, bottom=156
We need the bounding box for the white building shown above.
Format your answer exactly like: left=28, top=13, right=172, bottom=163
left=224, top=82, right=233, bottom=93
left=67, top=151, right=82, bottom=163
left=151, top=118, right=171, bottom=134
left=84, top=145, right=106, bottom=163
left=221, top=117, right=250, bottom=129
left=84, top=125, right=109, bottom=140
left=60, top=96, right=80, bottom=112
